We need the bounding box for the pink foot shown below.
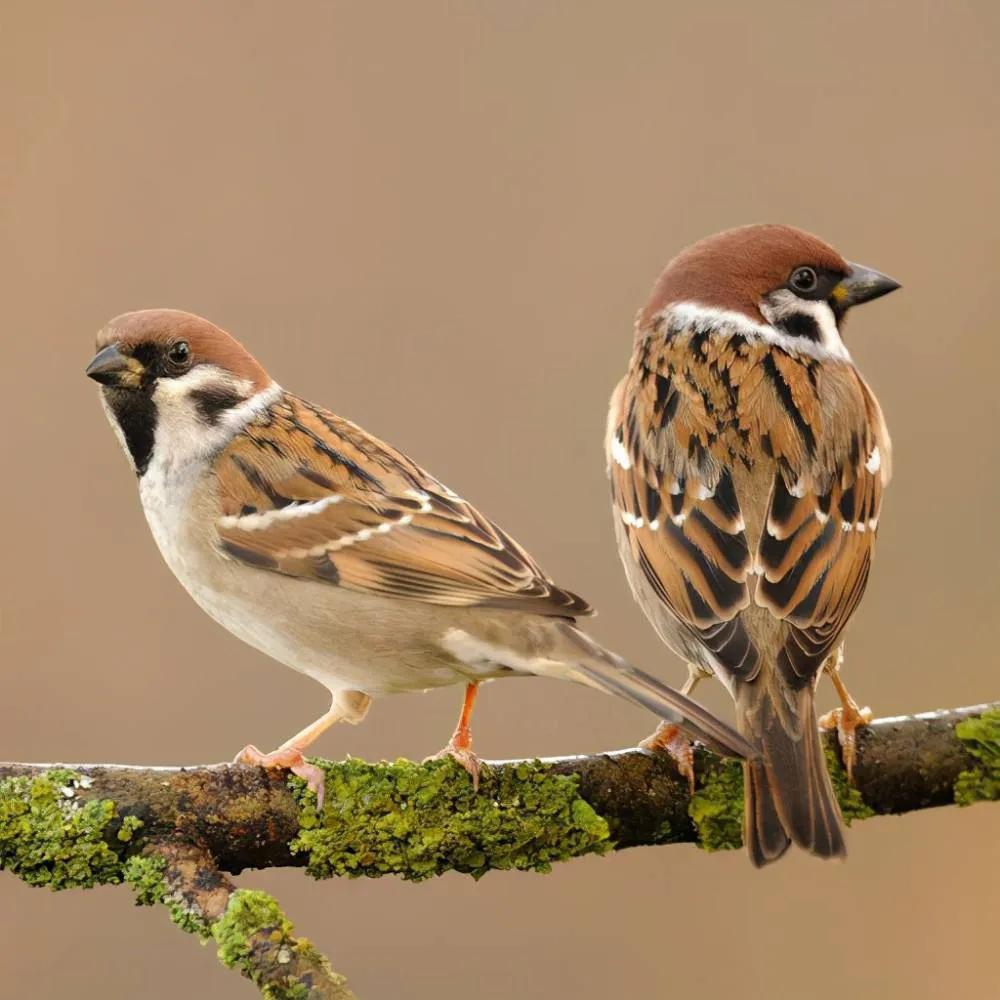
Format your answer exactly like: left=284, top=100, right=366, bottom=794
left=818, top=703, right=873, bottom=783
left=234, top=744, right=327, bottom=808
left=639, top=722, right=696, bottom=794
left=424, top=743, right=484, bottom=792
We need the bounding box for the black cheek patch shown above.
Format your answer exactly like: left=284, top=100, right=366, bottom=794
left=190, top=385, right=246, bottom=424
left=777, top=312, right=822, bottom=342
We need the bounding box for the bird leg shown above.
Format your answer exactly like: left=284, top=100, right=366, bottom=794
left=638, top=663, right=712, bottom=793
left=235, top=691, right=372, bottom=808
left=425, top=682, right=484, bottom=790
left=818, top=648, right=872, bottom=783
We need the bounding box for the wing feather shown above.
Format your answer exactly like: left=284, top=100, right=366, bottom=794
left=608, top=365, right=757, bottom=675
left=610, top=323, right=889, bottom=686
left=213, top=395, right=591, bottom=618
left=756, top=370, right=890, bottom=680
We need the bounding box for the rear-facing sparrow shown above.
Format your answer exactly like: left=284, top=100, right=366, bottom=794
left=606, top=225, right=897, bottom=863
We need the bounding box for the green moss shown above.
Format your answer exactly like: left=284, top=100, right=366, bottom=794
left=824, top=747, right=875, bottom=823
left=123, top=854, right=167, bottom=907
left=214, top=890, right=292, bottom=968
left=653, top=817, right=673, bottom=843
left=688, top=760, right=744, bottom=852
left=688, top=747, right=876, bottom=851
left=213, top=889, right=344, bottom=999
left=123, top=853, right=213, bottom=937
left=0, top=769, right=124, bottom=888
left=954, top=708, right=1000, bottom=806
left=117, top=814, right=144, bottom=842
left=290, top=757, right=612, bottom=881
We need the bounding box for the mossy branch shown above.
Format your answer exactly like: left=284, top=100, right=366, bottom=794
left=127, top=840, right=355, bottom=999
left=0, top=702, right=996, bottom=998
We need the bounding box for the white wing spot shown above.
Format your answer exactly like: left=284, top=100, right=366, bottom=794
left=286, top=512, right=415, bottom=559
left=610, top=434, right=632, bottom=470
left=620, top=510, right=644, bottom=528
left=219, top=494, right=342, bottom=531
left=865, top=446, right=881, bottom=474
left=405, top=489, right=434, bottom=513
left=841, top=520, right=871, bottom=533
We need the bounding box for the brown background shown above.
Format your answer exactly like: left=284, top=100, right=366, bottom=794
left=2, top=2, right=998, bottom=998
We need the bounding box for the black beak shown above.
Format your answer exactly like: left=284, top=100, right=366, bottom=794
left=834, top=262, right=902, bottom=310
left=85, top=344, right=142, bottom=388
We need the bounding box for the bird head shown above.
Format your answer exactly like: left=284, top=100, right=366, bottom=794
left=639, top=224, right=900, bottom=357
left=86, top=309, right=272, bottom=475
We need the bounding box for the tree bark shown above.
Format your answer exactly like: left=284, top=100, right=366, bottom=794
left=0, top=701, right=995, bottom=999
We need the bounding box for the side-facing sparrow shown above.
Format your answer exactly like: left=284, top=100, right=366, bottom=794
left=87, top=309, right=752, bottom=799
left=606, top=225, right=898, bottom=864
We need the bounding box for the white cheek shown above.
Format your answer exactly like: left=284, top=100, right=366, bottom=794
left=140, top=377, right=282, bottom=558
left=760, top=291, right=850, bottom=362
left=662, top=301, right=851, bottom=363
left=149, top=371, right=280, bottom=475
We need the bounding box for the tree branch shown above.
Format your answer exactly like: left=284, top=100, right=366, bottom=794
left=0, top=702, right=996, bottom=998
left=138, top=839, right=356, bottom=999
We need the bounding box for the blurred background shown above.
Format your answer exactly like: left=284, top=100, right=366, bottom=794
left=2, top=2, right=998, bottom=997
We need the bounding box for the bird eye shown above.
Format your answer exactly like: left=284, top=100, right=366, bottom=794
left=167, top=341, right=191, bottom=366
left=789, top=267, right=819, bottom=294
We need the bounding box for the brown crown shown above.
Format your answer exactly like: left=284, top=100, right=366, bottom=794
left=640, top=224, right=850, bottom=327
left=97, top=309, right=270, bottom=390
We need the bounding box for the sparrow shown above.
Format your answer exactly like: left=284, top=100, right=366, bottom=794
left=86, top=309, right=752, bottom=801
left=606, top=225, right=898, bottom=865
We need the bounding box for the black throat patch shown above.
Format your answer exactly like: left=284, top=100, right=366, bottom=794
left=102, top=388, right=157, bottom=476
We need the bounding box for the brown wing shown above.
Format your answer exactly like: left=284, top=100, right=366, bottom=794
left=607, top=365, right=758, bottom=676
left=755, top=367, right=891, bottom=681
left=213, top=394, right=591, bottom=618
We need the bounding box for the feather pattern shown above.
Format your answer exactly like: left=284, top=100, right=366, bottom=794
left=610, top=224, right=897, bottom=865
left=214, top=394, right=592, bottom=617
left=608, top=309, right=890, bottom=687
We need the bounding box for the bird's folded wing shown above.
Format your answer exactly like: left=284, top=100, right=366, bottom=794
left=608, top=370, right=757, bottom=676
left=212, top=394, right=591, bottom=617
left=755, top=369, right=891, bottom=680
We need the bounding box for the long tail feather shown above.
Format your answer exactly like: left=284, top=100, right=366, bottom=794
left=737, top=679, right=846, bottom=866
left=550, top=624, right=755, bottom=760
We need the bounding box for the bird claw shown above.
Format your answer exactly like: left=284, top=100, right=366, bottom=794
left=234, top=744, right=327, bottom=809
left=818, top=703, right=873, bottom=783
left=639, top=722, right=696, bottom=794
left=424, top=743, right=485, bottom=792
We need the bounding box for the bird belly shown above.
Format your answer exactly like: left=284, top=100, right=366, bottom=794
left=138, top=465, right=485, bottom=697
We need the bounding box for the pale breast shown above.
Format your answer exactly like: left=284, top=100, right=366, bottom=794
left=138, top=456, right=487, bottom=695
